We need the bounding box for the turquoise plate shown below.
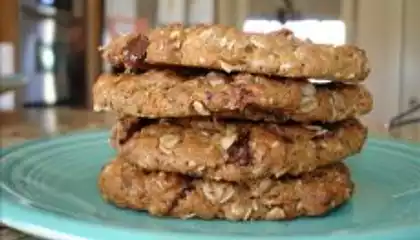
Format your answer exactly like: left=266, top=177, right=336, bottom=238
left=1, top=131, right=420, bottom=240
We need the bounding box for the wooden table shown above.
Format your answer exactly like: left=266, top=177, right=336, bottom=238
left=1, top=108, right=419, bottom=239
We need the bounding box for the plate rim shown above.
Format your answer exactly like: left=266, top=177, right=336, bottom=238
left=2, top=196, right=420, bottom=240
left=1, top=129, right=420, bottom=154
left=1, top=131, right=420, bottom=240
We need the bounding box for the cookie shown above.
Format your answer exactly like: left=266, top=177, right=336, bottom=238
left=93, top=70, right=373, bottom=123
left=101, top=24, right=369, bottom=82
left=110, top=117, right=366, bottom=182
left=98, top=159, right=353, bottom=221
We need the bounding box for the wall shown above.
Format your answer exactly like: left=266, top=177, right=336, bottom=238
left=137, top=0, right=157, bottom=26
left=249, top=0, right=341, bottom=19
left=354, top=0, right=420, bottom=123
left=354, top=0, right=403, bottom=122
left=105, top=0, right=138, bottom=34
left=400, top=0, right=420, bottom=114
left=156, top=0, right=215, bottom=26
left=215, top=0, right=341, bottom=30
left=189, top=0, right=215, bottom=24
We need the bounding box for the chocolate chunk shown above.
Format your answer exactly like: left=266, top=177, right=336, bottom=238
left=167, top=178, right=194, bottom=214
left=266, top=124, right=294, bottom=143
left=205, top=91, right=213, bottom=101
left=110, top=64, right=126, bottom=74
left=123, top=34, right=149, bottom=69
left=226, top=127, right=252, bottom=166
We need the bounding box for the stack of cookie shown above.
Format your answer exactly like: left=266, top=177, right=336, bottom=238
left=93, top=24, right=372, bottom=220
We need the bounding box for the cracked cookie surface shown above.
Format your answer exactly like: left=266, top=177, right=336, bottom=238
left=93, top=70, right=372, bottom=123
left=98, top=159, right=353, bottom=221
left=101, top=24, right=369, bottom=82
left=110, top=117, right=366, bottom=182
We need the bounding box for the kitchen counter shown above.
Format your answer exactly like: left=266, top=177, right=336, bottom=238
left=1, top=107, right=419, bottom=239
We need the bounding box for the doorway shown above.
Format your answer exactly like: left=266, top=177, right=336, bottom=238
left=19, top=0, right=104, bottom=109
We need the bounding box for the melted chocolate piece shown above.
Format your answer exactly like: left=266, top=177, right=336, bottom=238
left=167, top=178, right=194, bottom=214
left=123, top=34, right=150, bottom=69
left=242, top=104, right=290, bottom=123
left=226, top=127, right=252, bottom=166
left=265, top=124, right=294, bottom=143
left=114, top=118, right=157, bottom=146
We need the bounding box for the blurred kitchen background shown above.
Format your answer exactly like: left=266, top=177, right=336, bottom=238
left=0, top=0, right=419, bottom=127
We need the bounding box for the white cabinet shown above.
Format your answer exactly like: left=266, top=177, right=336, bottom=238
left=353, top=0, right=420, bottom=123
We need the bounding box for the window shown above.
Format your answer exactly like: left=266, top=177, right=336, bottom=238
left=243, top=19, right=345, bottom=83
left=243, top=19, right=346, bottom=45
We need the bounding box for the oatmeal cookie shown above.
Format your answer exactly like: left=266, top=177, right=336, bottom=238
left=98, top=159, right=353, bottom=221
left=101, top=24, right=369, bottom=82
left=111, top=117, right=366, bottom=182
left=93, top=70, right=373, bottom=123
